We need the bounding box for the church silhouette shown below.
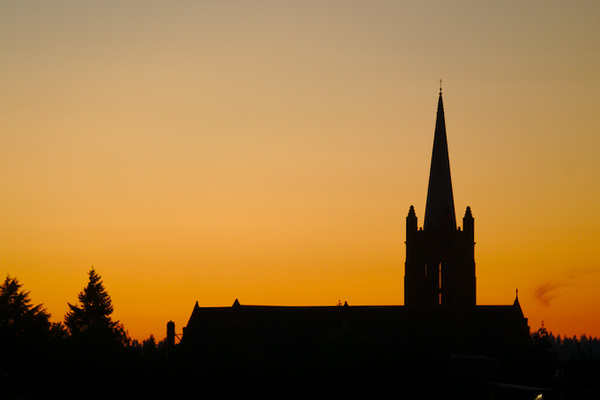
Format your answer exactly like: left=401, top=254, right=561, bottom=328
left=168, top=89, right=533, bottom=397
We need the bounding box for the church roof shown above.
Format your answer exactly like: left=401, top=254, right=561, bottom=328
left=181, top=300, right=530, bottom=363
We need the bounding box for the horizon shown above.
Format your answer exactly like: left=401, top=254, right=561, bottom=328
left=2, top=1, right=599, bottom=342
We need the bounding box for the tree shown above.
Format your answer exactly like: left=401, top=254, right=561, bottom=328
left=64, top=268, right=128, bottom=349
left=0, top=275, right=50, bottom=337
left=530, top=323, right=558, bottom=381
left=531, top=324, right=553, bottom=354
left=62, top=268, right=136, bottom=396
left=0, top=275, right=52, bottom=373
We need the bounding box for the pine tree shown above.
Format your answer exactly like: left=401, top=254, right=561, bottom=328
left=0, top=275, right=51, bottom=373
left=0, top=275, right=50, bottom=336
left=62, top=268, right=135, bottom=395
left=65, top=268, right=128, bottom=349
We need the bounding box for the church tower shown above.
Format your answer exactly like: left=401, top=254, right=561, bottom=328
left=404, top=88, right=476, bottom=308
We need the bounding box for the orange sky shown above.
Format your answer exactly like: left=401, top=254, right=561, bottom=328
left=2, top=1, right=600, bottom=342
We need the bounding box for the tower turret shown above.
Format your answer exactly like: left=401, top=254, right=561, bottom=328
left=463, top=206, right=474, bottom=242
left=406, top=205, right=418, bottom=236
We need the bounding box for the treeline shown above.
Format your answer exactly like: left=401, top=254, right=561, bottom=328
left=553, top=334, right=600, bottom=361
left=535, top=325, right=600, bottom=363
left=0, top=268, right=169, bottom=399
left=532, top=325, right=600, bottom=361
left=530, top=324, right=600, bottom=398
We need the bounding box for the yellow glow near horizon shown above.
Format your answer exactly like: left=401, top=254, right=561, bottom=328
left=2, top=1, right=600, bottom=341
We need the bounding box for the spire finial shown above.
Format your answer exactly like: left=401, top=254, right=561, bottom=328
left=439, top=79, right=442, bottom=94
left=516, top=288, right=519, bottom=299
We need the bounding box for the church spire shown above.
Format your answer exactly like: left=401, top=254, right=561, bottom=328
left=424, top=89, right=456, bottom=231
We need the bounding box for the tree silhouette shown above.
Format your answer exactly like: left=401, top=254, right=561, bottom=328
left=0, top=275, right=50, bottom=337
left=531, top=324, right=554, bottom=355
left=64, top=268, right=128, bottom=356
left=0, top=275, right=51, bottom=375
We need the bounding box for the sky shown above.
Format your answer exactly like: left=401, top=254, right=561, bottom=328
left=2, top=1, right=599, bottom=342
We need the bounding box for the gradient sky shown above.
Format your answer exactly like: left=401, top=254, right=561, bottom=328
left=2, top=1, right=599, bottom=342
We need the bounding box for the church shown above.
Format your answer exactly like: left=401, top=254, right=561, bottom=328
left=169, top=89, right=533, bottom=398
